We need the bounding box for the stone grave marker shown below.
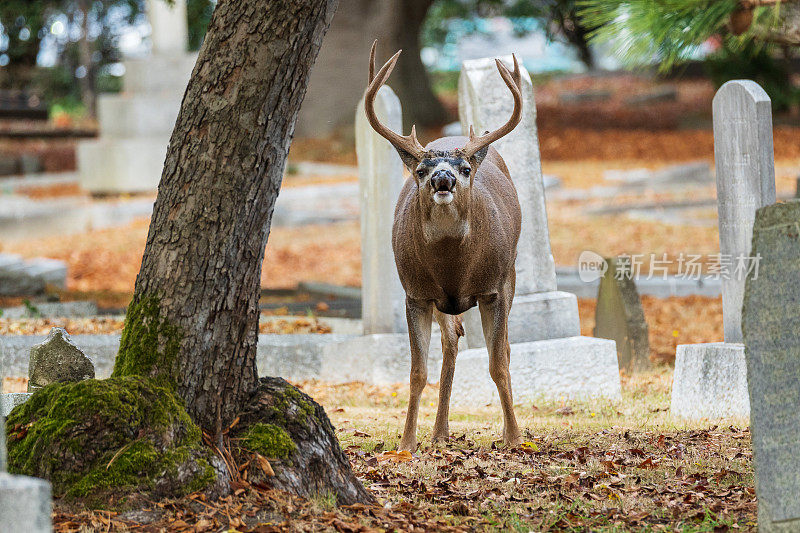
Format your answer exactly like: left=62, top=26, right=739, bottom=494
left=355, top=86, right=407, bottom=335
left=671, top=80, right=775, bottom=419
left=77, top=0, right=197, bottom=193
left=457, top=55, right=580, bottom=348
left=0, top=337, right=53, bottom=532
left=743, top=200, right=800, bottom=531
left=451, top=57, right=621, bottom=405
left=594, top=257, right=650, bottom=372
left=27, top=328, right=95, bottom=392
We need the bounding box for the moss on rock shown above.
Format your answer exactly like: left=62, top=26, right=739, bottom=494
left=242, top=423, right=296, bottom=459
left=6, top=376, right=217, bottom=507
left=113, top=295, right=183, bottom=383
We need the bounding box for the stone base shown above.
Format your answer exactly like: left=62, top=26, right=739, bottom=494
left=258, top=332, right=468, bottom=385
left=0, top=474, right=52, bottom=533
left=77, top=137, right=168, bottom=193
left=463, top=291, right=580, bottom=349
left=2, top=393, right=33, bottom=417
left=1, top=330, right=466, bottom=386
left=96, top=93, right=183, bottom=137
left=670, top=343, right=749, bottom=419
left=121, top=54, right=197, bottom=94
left=450, top=336, right=620, bottom=407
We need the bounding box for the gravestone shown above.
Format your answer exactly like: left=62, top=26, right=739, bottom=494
left=458, top=56, right=580, bottom=348
left=594, top=257, right=650, bottom=372
left=27, top=328, right=95, bottom=392
left=0, top=339, right=53, bottom=532
left=671, top=80, right=775, bottom=419
left=355, top=86, right=407, bottom=335
left=77, top=0, right=197, bottom=193
left=743, top=200, right=800, bottom=531
left=451, top=57, right=620, bottom=404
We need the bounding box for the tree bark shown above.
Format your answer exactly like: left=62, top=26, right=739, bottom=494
left=391, top=0, right=450, bottom=127
left=114, top=0, right=339, bottom=436
left=77, top=0, right=97, bottom=117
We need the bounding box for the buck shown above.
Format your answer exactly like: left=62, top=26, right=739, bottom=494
left=364, top=42, right=525, bottom=451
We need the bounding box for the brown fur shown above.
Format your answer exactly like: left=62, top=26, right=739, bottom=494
left=364, top=43, right=525, bottom=451
left=392, top=137, right=523, bottom=451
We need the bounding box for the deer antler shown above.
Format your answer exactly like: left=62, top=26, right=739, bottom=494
left=460, top=55, right=524, bottom=159
left=365, top=40, right=426, bottom=161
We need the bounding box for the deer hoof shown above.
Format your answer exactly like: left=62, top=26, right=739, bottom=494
left=398, top=439, right=416, bottom=452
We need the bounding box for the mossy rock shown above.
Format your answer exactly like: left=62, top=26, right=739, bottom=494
left=6, top=376, right=222, bottom=508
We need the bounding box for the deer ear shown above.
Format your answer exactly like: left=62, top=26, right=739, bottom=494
left=471, top=146, right=489, bottom=169
left=394, top=146, right=421, bottom=172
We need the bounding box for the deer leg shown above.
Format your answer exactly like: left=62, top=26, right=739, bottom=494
left=478, top=295, right=522, bottom=447
left=432, top=310, right=463, bottom=442
left=399, top=297, right=433, bottom=452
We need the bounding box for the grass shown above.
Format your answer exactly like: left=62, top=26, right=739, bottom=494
left=296, top=367, right=755, bottom=531
left=51, top=368, right=755, bottom=531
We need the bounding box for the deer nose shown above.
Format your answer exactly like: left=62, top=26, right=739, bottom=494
left=431, top=170, right=456, bottom=191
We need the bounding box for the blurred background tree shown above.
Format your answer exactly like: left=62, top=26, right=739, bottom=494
left=579, top=0, right=800, bottom=111
left=0, top=0, right=213, bottom=118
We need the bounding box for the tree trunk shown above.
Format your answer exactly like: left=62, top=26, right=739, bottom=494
left=77, top=0, right=96, bottom=117
left=391, top=0, right=449, bottom=128
left=553, top=9, right=596, bottom=70
left=113, top=0, right=339, bottom=437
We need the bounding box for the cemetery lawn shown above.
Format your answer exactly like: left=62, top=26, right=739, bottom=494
left=53, top=368, right=756, bottom=532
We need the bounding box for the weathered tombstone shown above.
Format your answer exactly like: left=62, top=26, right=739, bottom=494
left=77, top=0, right=196, bottom=193
left=671, top=80, right=775, bottom=419
left=594, top=257, right=650, bottom=372
left=450, top=57, right=620, bottom=405
left=743, top=200, right=800, bottom=531
left=28, top=328, right=95, bottom=392
left=0, top=340, right=53, bottom=532
left=458, top=56, right=580, bottom=348
left=355, top=86, right=407, bottom=335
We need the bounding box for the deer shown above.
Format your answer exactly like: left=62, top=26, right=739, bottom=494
left=364, top=42, right=525, bottom=451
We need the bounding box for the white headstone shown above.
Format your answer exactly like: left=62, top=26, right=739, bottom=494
left=355, top=86, right=407, bottom=335
left=146, top=0, right=188, bottom=55
left=459, top=56, right=555, bottom=294
left=458, top=56, right=579, bottom=348
left=671, top=79, right=776, bottom=420
left=713, top=80, right=776, bottom=343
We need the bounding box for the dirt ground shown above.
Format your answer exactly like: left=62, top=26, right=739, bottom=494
left=49, top=370, right=755, bottom=532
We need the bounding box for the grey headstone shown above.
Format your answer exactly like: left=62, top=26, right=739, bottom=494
left=355, top=86, right=407, bottom=335
left=458, top=56, right=580, bottom=348
left=0, top=322, right=52, bottom=531
left=713, top=80, right=776, bottom=343
left=670, top=343, right=749, bottom=419
left=459, top=56, right=556, bottom=295
left=1, top=300, right=98, bottom=320
left=0, top=474, right=52, bottom=533
left=27, top=327, right=95, bottom=392
left=1, top=393, right=33, bottom=418
left=626, top=86, right=677, bottom=106
left=594, top=257, right=650, bottom=372
left=743, top=200, right=800, bottom=531
left=670, top=79, right=776, bottom=421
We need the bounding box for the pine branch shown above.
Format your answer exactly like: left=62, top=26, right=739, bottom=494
left=578, top=0, right=787, bottom=71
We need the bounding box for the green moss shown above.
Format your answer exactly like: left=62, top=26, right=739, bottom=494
left=264, top=385, right=317, bottom=429
left=242, top=423, right=296, bottom=459
left=113, top=295, right=182, bottom=384
left=6, top=376, right=214, bottom=503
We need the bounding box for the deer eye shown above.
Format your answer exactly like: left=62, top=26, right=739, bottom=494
left=416, top=169, right=426, bottom=178
left=460, top=167, right=471, bottom=176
